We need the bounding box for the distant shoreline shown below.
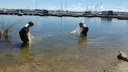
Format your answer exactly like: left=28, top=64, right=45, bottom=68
left=0, top=12, right=128, bottom=20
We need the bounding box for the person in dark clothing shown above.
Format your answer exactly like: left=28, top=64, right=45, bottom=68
left=19, top=21, right=34, bottom=43
left=79, top=22, right=89, bottom=37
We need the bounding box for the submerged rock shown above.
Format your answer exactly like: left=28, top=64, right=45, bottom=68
left=117, top=50, right=128, bottom=61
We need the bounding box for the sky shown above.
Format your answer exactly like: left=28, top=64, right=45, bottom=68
left=0, top=0, right=128, bottom=12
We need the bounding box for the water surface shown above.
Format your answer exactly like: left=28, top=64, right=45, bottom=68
left=0, top=15, right=128, bottom=72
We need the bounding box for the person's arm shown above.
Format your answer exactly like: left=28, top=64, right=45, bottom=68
left=80, top=28, right=82, bottom=36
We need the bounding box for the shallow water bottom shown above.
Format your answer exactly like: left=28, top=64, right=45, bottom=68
left=0, top=45, right=120, bottom=72
left=0, top=32, right=128, bottom=72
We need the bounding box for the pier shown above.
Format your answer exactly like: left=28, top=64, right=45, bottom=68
left=0, top=9, right=128, bottom=20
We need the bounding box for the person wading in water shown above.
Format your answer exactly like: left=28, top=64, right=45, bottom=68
left=79, top=21, right=89, bottom=37
left=19, top=21, right=34, bottom=44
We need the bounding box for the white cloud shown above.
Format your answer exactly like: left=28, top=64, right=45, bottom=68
left=38, top=2, right=128, bottom=12
left=77, top=3, right=83, bottom=6
left=65, top=4, right=104, bottom=11
left=102, top=6, right=128, bottom=12
left=33, top=0, right=35, bottom=3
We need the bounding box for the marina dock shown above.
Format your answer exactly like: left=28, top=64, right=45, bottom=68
left=0, top=9, right=128, bottom=20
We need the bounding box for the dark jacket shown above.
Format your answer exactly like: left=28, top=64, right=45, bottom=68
left=81, top=26, right=89, bottom=36
left=19, top=27, right=29, bottom=43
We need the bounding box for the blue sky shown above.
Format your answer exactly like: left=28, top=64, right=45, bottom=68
left=0, top=0, right=128, bottom=11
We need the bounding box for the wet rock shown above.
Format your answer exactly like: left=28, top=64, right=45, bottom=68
left=104, top=50, right=128, bottom=72
left=117, top=50, right=128, bottom=61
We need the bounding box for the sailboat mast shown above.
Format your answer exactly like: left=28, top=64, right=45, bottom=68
left=65, top=1, right=67, bottom=11
left=60, top=0, right=63, bottom=11
left=36, top=0, right=37, bottom=9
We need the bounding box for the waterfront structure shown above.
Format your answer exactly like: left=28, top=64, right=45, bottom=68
left=101, top=10, right=114, bottom=15
left=84, top=11, right=92, bottom=15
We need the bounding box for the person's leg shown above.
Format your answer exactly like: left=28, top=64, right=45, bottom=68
left=27, top=32, right=31, bottom=43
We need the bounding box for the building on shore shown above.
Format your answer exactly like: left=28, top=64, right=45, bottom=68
left=101, top=10, right=114, bottom=15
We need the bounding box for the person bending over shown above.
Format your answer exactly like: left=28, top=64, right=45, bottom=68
left=79, top=22, right=89, bottom=37
left=19, top=21, right=34, bottom=43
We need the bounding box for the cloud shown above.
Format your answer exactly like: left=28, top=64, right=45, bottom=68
left=33, top=0, right=35, bottom=3
left=103, top=6, right=128, bottom=12
left=77, top=3, right=83, bottom=6
left=67, top=5, right=85, bottom=11
left=65, top=4, right=104, bottom=11
left=41, top=6, right=60, bottom=10
left=38, top=2, right=128, bottom=12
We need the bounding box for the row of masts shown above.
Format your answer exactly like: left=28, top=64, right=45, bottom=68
left=34, top=0, right=102, bottom=11
left=61, top=0, right=102, bottom=11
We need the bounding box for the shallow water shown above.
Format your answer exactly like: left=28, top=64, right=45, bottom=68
left=0, top=15, right=128, bottom=72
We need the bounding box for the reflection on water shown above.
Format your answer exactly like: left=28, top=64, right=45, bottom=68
left=20, top=42, right=32, bottom=61
left=78, top=36, right=87, bottom=46
left=101, top=18, right=112, bottom=22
